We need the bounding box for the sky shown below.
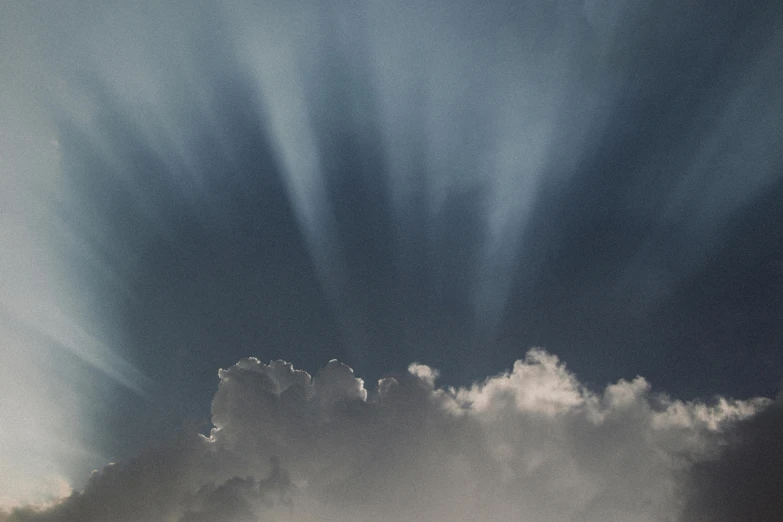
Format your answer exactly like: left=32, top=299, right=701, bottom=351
left=1, top=0, right=782, bottom=519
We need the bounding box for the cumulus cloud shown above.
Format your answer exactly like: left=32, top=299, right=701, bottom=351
left=2, top=350, right=775, bottom=522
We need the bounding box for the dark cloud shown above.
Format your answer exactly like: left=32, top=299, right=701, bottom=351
left=179, top=459, right=293, bottom=522
left=681, top=398, right=783, bottom=521
left=179, top=476, right=261, bottom=522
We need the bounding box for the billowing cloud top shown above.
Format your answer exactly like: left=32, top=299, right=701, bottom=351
left=3, top=350, right=777, bottom=521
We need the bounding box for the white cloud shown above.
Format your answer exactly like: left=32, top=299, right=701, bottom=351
left=2, top=349, right=774, bottom=522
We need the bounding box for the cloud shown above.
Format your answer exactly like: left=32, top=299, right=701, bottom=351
left=2, top=349, right=774, bottom=522
left=178, top=460, right=293, bottom=522
left=681, top=397, right=783, bottom=521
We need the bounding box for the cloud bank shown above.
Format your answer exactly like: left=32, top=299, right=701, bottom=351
left=2, top=350, right=776, bottom=522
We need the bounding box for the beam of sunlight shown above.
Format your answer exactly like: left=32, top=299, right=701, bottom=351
left=2, top=0, right=781, bottom=509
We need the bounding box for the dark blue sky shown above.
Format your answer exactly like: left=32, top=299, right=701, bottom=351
left=2, top=0, right=782, bottom=481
